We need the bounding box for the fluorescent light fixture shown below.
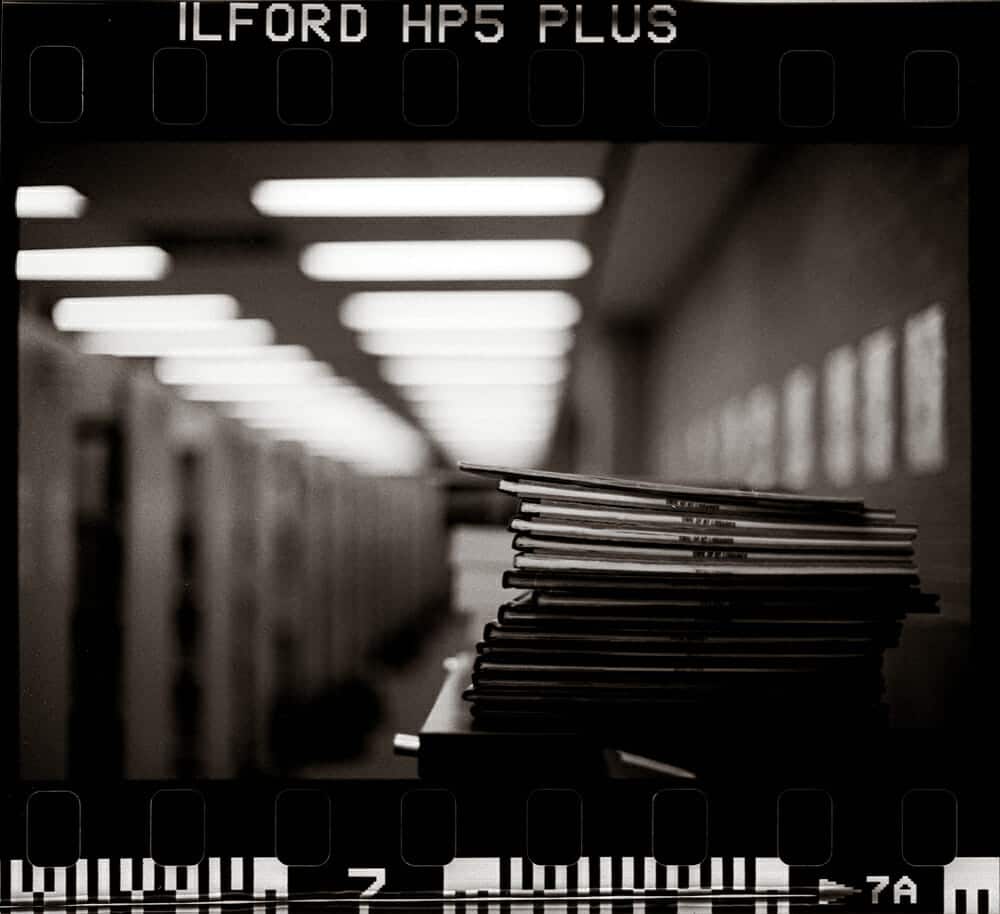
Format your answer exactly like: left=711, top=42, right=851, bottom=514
left=16, top=185, right=88, bottom=219
left=53, top=294, right=239, bottom=331
left=341, top=291, right=581, bottom=332
left=424, top=426, right=554, bottom=441
left=159, top=344, right=310, bottom=363
left=399, top=384, right=564, bottom=404
left=76, top=320, right=275, bottom=357
left=415, top=405, right=558, bottom=426
left=303, top=440, right=428, bottom=476
left=17, top=246, right=171, bottom=281
left=442, top=438, right=543, bottom=451
left=426, top=424, right=554, bottom=439
left=183, top=379, right=347, bottom=403
left=441, top=447, right=542, bottom=467
left=416, top=406, right=557, bottom=422
left=431, top=434, right=551, bottom=449
left=358, top=329, right=574, bottom=359
left=266, top=424, right=421, bottom=447
left=301, top=240, right=590, bottom=282
left=138, top=344, right=310, bottom=361
left=381, top=357, right=568, bottom=387
left=156, top=356, right=330, bottom=387
left=224, top=387, right=422, bottom=446
left=432, top=428, right=552, bottom=443
left=441, top=437, right=544, bottom=449
left=234, top=400, right=380, bottom=428
left=252, top=177, right=604, bottom=218
left=263, top=404, right=431, bottom=475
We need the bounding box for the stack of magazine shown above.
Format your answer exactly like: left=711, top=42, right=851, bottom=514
left=459, top=463, right=938, bottom=733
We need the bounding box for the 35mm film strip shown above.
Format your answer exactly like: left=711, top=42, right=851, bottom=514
left=2, top=1, right=996, bottom=139
left=4, top=1, right=1000, bottom=911
left=2, top=780, right=999, bottom=912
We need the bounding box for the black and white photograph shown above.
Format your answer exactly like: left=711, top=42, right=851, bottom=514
left=15, top=140, right=970, bottom=781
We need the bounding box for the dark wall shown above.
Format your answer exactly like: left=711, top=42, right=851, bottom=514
left=642, top=144, right=970, bottom=727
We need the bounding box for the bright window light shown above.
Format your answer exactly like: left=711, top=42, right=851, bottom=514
left=76, top=320, right=274, bottom=357
left=381, top=357, right=568, bottom=387
left=156, top=357, right=331, bottom=387
left=341, top=291, right=581, bottom=331
left=251, top=177, right=603, bottom=218
left=358, top=329, right=574, bottom=358
left=16, top=185, right=88, bottom=219
left=53, top=294, right=239, bottom=331
left=301, top=240, right=590, bottom=282
left=17, top=246, right=171, bottom=281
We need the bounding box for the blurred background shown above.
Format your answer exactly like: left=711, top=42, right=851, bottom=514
left=15, top=142, right=969, bottom=779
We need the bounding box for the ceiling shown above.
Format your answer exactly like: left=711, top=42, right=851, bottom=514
left=16, top=140, right=765, bottom=461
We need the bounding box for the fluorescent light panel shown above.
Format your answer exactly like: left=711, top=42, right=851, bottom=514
left=227, top=390, right=423, bottom=439
left=252, top=177, right=603, bottom=218
left=227, top=385, right=368, bottom=413
left=427, top=426, right=554, bottom=440
left=432, top=427, right=553, bottom=441
left=265, top=424, right=421, bottom=446
left=140, top=344, right=309, bottom=361
left=416, top=407, right=557, bottom=422
left=16, top=185, right=88, bottom=219
left=399, top=384, right=564, bottom=404
left=183, top=379, right=347, bottom=403
left=156, top=357, right=330, bottom=386
left=416, top=405, right=558, bottom=423
left=158, top=344, right=310, bottom=365
left=442, top=438, right=544, bottom=451
left=53, top=294, right=239, bottom=331
left=358, top=329, right=574, bottom=358
left=441, top=449, right=542, bottom=467
left=238, top=403, right=390, bottom=428
left=302, top=240, right=590, bottom=282
left=381, top=357, right=568, bottom=387
left=17, top=246, right=170, bottom=281
left=76, top=320, right=275, bottom=356
left=342, top=290, right=581, bottom=332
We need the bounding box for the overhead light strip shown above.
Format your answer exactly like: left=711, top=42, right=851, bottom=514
left=76, top=321, right=275, bottom=356
left=381, top=357, right=568, bottom=386
left=341, top=290, right=581, bottom=331
left=252, top=176, right=603, bottom=218
left=156, top=357, right=331, bottom=387
left=302, top=240, right=590, bottom=282
left=16, top=185, right=88, bottom=219
left=53, top=294, right=240, bottom=330
left=358, top=329, right=575, bottom=358
left=17, top=246, right=171, bottom=281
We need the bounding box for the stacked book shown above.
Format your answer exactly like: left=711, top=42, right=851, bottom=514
left=459, top=463, right=938, bottom=735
